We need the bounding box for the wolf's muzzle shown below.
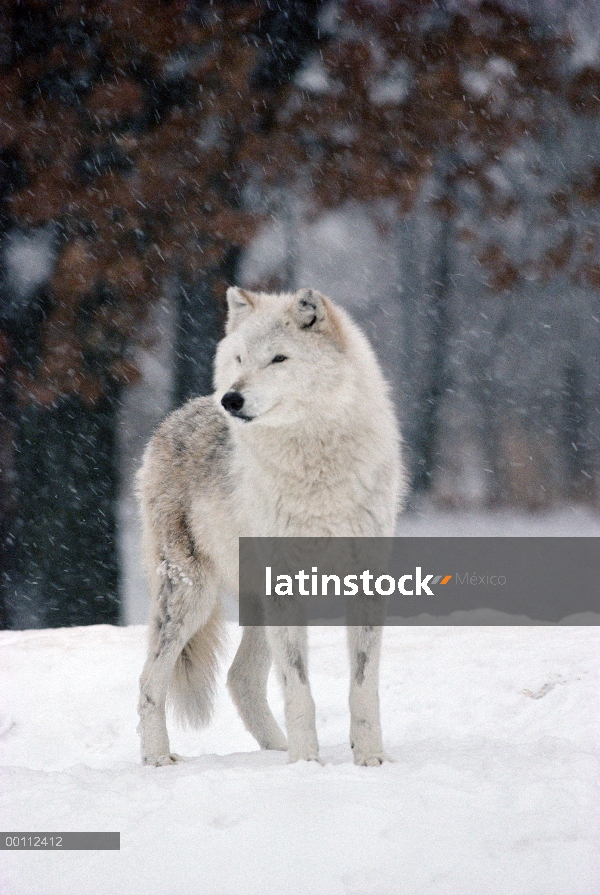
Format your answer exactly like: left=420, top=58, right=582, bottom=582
left=221, top=391, right=252, bottom=421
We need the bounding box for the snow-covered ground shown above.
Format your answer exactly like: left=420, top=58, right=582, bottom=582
left=1, top=621, right=598, bottom=894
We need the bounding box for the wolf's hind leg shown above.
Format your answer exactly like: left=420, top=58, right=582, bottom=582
left=227, top=625, right=287, bottom=751
left=138, top=567, right=213, bottom=766
left=266, top=625, right=319, bottom=762
left=347, top=625, right=386, bottom=766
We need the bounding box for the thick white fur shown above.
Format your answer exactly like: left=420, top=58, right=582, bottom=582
left=137, top=288, right=406, bottom=766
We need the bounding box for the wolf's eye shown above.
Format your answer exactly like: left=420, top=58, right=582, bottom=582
left=271, top=355, right=288, bottom=364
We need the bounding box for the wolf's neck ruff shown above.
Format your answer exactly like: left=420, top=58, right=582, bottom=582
left=226, top=394, right=396, bottom=539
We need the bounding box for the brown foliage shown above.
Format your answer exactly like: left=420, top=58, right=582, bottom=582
left=567, top=67, right=600, bottom=116
left=478, top=244, right=520, bottom=293
left=0, top=0, right=581, bottom=405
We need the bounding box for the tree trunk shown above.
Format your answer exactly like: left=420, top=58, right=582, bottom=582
left=3, top=394, right=120, bottom=629
left=396, top=159, right=455, bottom=500
left=174, top=249, right=240, bottom=404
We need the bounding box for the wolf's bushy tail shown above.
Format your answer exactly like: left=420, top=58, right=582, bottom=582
left=168, top=602, right=227, bottom=728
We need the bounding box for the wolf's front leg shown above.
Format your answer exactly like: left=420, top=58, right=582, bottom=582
left=266, top=625, right=319, bottom=762
left=347, top=625, right=386, bottom=766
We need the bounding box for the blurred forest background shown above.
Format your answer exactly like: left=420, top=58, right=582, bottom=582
left=0, top=0, right=599, bottom=629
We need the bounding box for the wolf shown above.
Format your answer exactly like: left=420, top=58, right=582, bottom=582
left=137, top=286, right=405, bottom=766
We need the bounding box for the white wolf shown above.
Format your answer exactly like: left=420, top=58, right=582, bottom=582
left=137, top=287, right=405, bottom=766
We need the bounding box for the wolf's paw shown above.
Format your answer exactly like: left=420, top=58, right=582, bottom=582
left=142, top=752, right=183, bottom=767
left=288, top=749, right=323, bottom=765
left=352, top=750, right=390, bottom=767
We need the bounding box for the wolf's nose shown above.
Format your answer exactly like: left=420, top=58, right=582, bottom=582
left=221, top=391, right=245, bottom=414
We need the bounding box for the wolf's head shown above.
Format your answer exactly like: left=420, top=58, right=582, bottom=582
left=214, top=287, right=352, bottom=427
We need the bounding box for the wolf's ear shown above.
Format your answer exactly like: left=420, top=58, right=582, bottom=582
left=226, top=286, right=256, bottom=333
left=291, top=288, right=328, bottom=331
left=291, top=288, right=346, bottom=348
